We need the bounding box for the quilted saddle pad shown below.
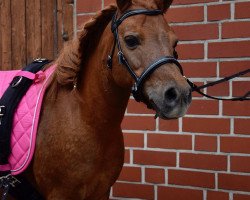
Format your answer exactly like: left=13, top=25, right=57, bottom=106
left=0, top=65, right=55, bottom=175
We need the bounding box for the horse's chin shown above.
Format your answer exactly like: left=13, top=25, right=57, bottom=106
left=150, top=100, right=189, bottom=120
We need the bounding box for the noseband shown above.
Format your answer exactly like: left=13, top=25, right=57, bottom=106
left=107, top=9, right=184, bottom=102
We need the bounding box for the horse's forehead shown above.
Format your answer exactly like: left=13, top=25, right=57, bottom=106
left=131, top=0, right=160, bottom=9
left=122, top=14, right=171, bottom=35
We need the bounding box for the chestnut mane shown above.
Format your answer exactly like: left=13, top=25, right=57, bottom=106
left=54, top=5, right=117, bottom=88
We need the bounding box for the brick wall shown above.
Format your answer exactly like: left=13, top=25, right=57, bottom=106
left=75, top=0, right=250, bottom=199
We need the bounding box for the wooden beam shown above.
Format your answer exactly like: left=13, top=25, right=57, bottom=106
left=0, top=0, right=12, bottom=70
left=26, top=0, right=42, bottom=63
left=11, top=0, right=26, bottom=69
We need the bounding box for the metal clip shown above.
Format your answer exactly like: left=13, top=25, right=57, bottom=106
left=0, top=106, right=5, bottom=125
left=11, top=76, right=23, bottom=88
left=118, top=51, right=124, bottom=64
left=34, top=58, right=47, bottom=63
left=0, top=174, right=21, bottom=188
left=107, top=55, right=112, bottom=69
left=132, top=83, right=137, bottom=93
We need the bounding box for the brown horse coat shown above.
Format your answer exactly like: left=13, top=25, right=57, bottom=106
left=4, top=0, right=192, bottom=199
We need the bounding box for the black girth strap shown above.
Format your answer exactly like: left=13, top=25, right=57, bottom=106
left=0, top=59, right=51, bottom=165
left=0, top=59, right=50, bottom=200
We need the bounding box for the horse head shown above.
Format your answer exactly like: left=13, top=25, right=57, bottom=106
left=109, top=0, right=192, bottom=119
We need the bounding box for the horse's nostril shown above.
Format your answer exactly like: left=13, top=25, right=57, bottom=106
left=165, top=87, right=178, bottom=103
left=184, top=89, right=192, bottom=104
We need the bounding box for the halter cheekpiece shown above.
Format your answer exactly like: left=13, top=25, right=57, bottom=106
left=107, top=9, right=184, bottom=102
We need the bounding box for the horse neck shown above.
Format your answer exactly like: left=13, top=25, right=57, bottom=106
left=78, top=24, right=131, bottom=126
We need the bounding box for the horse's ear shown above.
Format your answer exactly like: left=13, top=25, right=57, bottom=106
left=116, top=0, right=132, bottom=12
left=156, top=0, right=173, bottom=13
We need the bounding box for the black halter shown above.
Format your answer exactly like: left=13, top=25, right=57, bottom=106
left=107, top=9, right=250, bottom=102
left=107, top=9, right=184, bottom=102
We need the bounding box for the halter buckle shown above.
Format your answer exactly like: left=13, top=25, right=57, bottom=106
left=0, top=106, right=5, bottom=125
left=118, top=51, right=125, bottom=64
left=107, top=55, right=112, bottom=69
left=132, top=83, right=137, bottom=92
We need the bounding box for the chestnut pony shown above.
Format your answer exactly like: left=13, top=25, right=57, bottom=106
left=25, top=0, right=191, bottom=199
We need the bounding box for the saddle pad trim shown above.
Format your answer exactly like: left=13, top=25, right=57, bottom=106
left=13, top=66, right=55, bottom=175
left=0, top=163, right=10, bottom=171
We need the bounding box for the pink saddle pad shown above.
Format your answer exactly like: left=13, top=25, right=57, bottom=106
left=0, top=66, right=55, bottom=175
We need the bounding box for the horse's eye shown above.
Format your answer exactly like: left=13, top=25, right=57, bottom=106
left=173, top=50, right=179, bottom=59
left=124, top=35, right=140, bottom=49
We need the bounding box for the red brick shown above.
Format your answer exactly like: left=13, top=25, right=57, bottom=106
left=127, top=99, right=154, bottom=114
left=183, top=117, right=230, bottom=134
left=231, top=156, right=250, bottom=173
left=206, top=81, right=229, bottom=97
left=187, top=100, right=219, bottom=115
left=77, top=0, right=102, bottom=13
left=180, top=153, right=227, bottom=171
left=218, top=173, right=250, bottom=192
left=113, top=183, right=154, bottom=199
left=182, top=62, right=217, bottom=78
left=145, top=168, right=165, bottom=184
left=104, top=0, right=115, bottom=6
left=235, top=2, right=250, bottom=19
left=134, top=150, right=176, bottom=167
left=77, top=15, right=93, bottom=30
left=158, top=186, right=203, bottom=200
left=159, top=119, right=179, bottom=132
left=208, top=41, right=250, bottom=58
left=173, top=0, right=217, bottom=5
left=234, top=194, right=250, bottom=200
left=123, top=132, right=144, bottom=148
left=220, top=61, right=250, bottom=77
left=223, top=101, right=250, bottom=116
left=121, top=116, right=155, bottom=130
left=208, top=4, right=230, bottom=21
left=168, top=169, right=215, bottom=188
left=124, top=149, right=130, bottom=163
left=234, top=119, right=250, bottom=135
left=221, top=137, right=250, bottom=154
left=148, top=134, right=192, bottom=150
left=222, top=21, right=250, bottom=39
left=172, top=24, right=218, bottom=41
left=233, top=81, right=250, bottom=98
left=177, top=43, right=204, bottom=60
left=118, top=166, right=141, bottom=182
left=195, top=135, right=217, bottom=152
left=207, top=191, right=229, bottom=200
left=165, top=6, right=204, bottom=23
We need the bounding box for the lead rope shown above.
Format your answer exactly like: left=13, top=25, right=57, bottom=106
left=186, top=68, right=250, bottom=101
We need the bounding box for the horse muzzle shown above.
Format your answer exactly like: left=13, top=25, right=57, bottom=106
left=145, top=75, right=192, bottom=120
